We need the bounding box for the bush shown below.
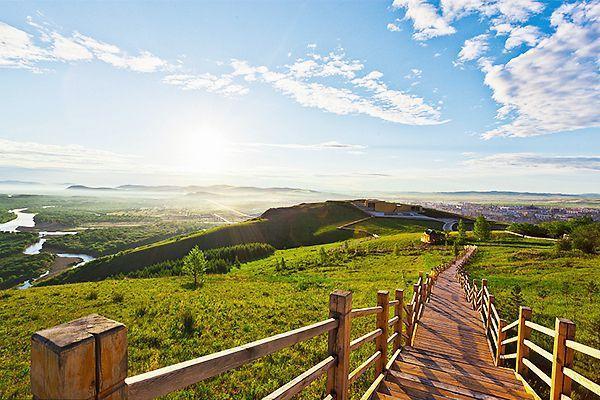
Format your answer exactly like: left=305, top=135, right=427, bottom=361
left=112, top=292, right=124, bottom=303
left=473, top=215, right=491, bottom=241
left=554, top=236, right=572, bottom=253
left=571, top=223, right=600, bottom=254
left=86, top=290, right=98, bottom=300
left=179, top=309, right=195, bottom=335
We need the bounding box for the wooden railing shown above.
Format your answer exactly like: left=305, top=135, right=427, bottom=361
left=456, top=249, right=600, bottom=400
left=30, top=249, right=476, bottom=400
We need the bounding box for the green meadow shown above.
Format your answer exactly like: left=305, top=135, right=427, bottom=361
left=0, top=232, right=450, bottom=400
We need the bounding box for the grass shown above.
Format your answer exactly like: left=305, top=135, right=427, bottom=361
left=45, top=201, right=370, bottom=284
left=348, top=216, right=444, bottom=236
left=463, top=233, right=600, bottom=399
left=0, top=209, right=16, bottom=224
left=0, top=232, right=451, bottom=399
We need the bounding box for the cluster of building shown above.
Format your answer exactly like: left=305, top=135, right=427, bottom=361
left=358, top=200, right=423, bottom=215
left=416, top=201, right=599, bottom=224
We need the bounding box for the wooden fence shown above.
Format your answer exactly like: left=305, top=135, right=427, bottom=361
left=456, top=248, right=600, bottom=400
left=30, top=249, right=476, bottom=400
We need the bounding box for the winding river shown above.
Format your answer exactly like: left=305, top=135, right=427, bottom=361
left=0, top=209, right=95, bottom=289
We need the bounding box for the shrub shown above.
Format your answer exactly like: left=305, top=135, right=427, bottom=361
left=473, top=215, right=491, bottom=241
left=86, top=290, right=98, bottom=300
left=179, top=309, right=195, bottom=335
left=554, top=236, right=572, bottom=253
left=571, top=223, right=600, bottom=254
left=112, top=292, right=124, bottom=303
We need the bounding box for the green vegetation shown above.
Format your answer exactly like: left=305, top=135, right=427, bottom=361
left=0, top=233, right=53, bottom=289
left=45, top=201, right=369, bottom=284
left=0, top=209, right=15, bottom=223
left=0, top=232, right=452, bottom=399
left=347, top=216, right=443, bottom=236
left=45, top=223, right=212, bottom=256
left=183, top=247, right=207, bottom=288
left=508, top=217, right=593, bottom=238
left=473, top=215, right=491, bottom=241
left=464, top=234, right=600, bottom=396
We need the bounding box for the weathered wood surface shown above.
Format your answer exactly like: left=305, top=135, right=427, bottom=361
left=371, top=262, right=532, bottom=400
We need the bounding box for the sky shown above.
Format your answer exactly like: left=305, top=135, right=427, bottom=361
left=0, top=0, right=599, bottom=194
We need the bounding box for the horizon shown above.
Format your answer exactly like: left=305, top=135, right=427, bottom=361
left=1, top=1, right=599, bottom=193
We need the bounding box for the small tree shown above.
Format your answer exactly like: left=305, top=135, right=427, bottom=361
left=554, top=236, right=572, bottom=253
left=394, top=243, right=401, bottom=256
left=183, top=246, right=207, bottom=288
left=571, top=223, right=600, bottom=254
left=457, top=219, right=467, bottom=244
left=473, top=215, right=491, bottom=241
left=453, top=240, right=460, bottom=257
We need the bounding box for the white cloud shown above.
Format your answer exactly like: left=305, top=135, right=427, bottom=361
left=50, top=32, right=93, bottom=61
left=391, top=0, right=544, bottom=40
left=387, top=23, right=402, bottom=32
left=0, top=20, right=169, bottom=73
left=456, top=34, right=489, bottom=63
left=404, top=68, right=422, bottom=79
left=503, top=25, right=544, bottom=49
left=480, top=0, right=600, bottom=138
left=237, top=141, right=367, bottom=151
left=0, top=22, right=51, bottom=71
left=0, top=138, right=143, bottom=172
left=392, top=0, right=456, bottom=40
left=162, top=73, right=249, bottom=96
left=464, top=153, right=600, bottom=172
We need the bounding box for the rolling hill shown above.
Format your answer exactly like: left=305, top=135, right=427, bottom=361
left=43, top=201, right=370, bottom=284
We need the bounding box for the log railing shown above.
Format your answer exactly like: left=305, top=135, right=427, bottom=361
left=456, top=248, right=600, bottom=400
left=30, top=249, right=476, bottom=400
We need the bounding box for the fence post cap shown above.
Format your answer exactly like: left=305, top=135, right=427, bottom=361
left=32, top=314, right=124, bottom=353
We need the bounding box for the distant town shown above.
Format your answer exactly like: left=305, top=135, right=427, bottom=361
left=414, top=201, right=600, bottom=224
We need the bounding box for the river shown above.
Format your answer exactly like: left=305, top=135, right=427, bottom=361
left=0, top=208, right=95, bottom=289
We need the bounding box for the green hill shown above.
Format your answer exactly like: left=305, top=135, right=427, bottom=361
left=44, top=201, right=369, bottom=284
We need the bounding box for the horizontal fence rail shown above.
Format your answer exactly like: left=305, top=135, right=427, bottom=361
left=30, top=248, right=478, bottom=400
left=455, top=247, right=600, bottom=400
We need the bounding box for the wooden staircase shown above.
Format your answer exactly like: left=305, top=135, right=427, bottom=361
left=372, top=261, right=532, bottom=400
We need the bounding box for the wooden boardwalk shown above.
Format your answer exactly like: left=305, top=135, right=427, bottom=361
left=373, top=262, right=532, bottom=400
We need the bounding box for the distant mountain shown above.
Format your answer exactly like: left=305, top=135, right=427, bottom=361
left=66, top=185, right=118, bottom=191
left=0, top=180, right=42, bottom=185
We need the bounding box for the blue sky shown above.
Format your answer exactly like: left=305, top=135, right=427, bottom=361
left=0, top=1, right=598, bottom=193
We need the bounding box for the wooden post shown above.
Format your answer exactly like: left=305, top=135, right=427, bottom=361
left=515, top=306, right=532, bottom=377
left=413, top=283, right=420, bottom=322
left=394, top=289, right=404, bottom=352
left=31, top=314, right=127, bottom=400
left=550, top=318, right=576, bottom=400
left=472, top=279, right=478, bottom=309
left=481, top=279, right=488, bottom=315
left=421, top=274, right=428, bottom=304
left=496, top=319, right=507, bottom=366
left=326, top=290, right=352, bottom=400
left=486, top=295, right=495, bottom=331
left=406, top=303, right=414, bottom=346
left=375, top=290, right=389, bottom=376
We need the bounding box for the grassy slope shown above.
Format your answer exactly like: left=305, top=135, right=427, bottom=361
left=464, top=233, right=600, bottom=397
left=45, top=201, right=369, bottom=284
left=0, top=209, right=15, bottom=224
left=349, top=217, right=444, bottom=236
left=0, top=232, right=450, bottom=400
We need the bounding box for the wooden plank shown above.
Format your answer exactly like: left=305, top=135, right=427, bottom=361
left=565, top=340, right=600, bottom=360
left=350, top=329, right=382, bottom=352
left=502, top=320, right=519, bottom=333
left=525, top=321, right=555, bottom=338
left=360, top=373, right=385, bottom=400
left=388, top=370, right=521, bottom=400
left=523, top=339, right=552, bottom=362
left=522, top=358, right=551, bottom=387
left=563, top=367, right=600, bottom=396
left=349, top=351, right=381, bottom=386
left=352, top=306, right=383, bottom=319
left=393, top=362, right=529, bottom=395
left=326, top=290, right=352, bottom=400
left=262, top=356, right=335, bottom=400
left=126, top=318, right=337, bottom=400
